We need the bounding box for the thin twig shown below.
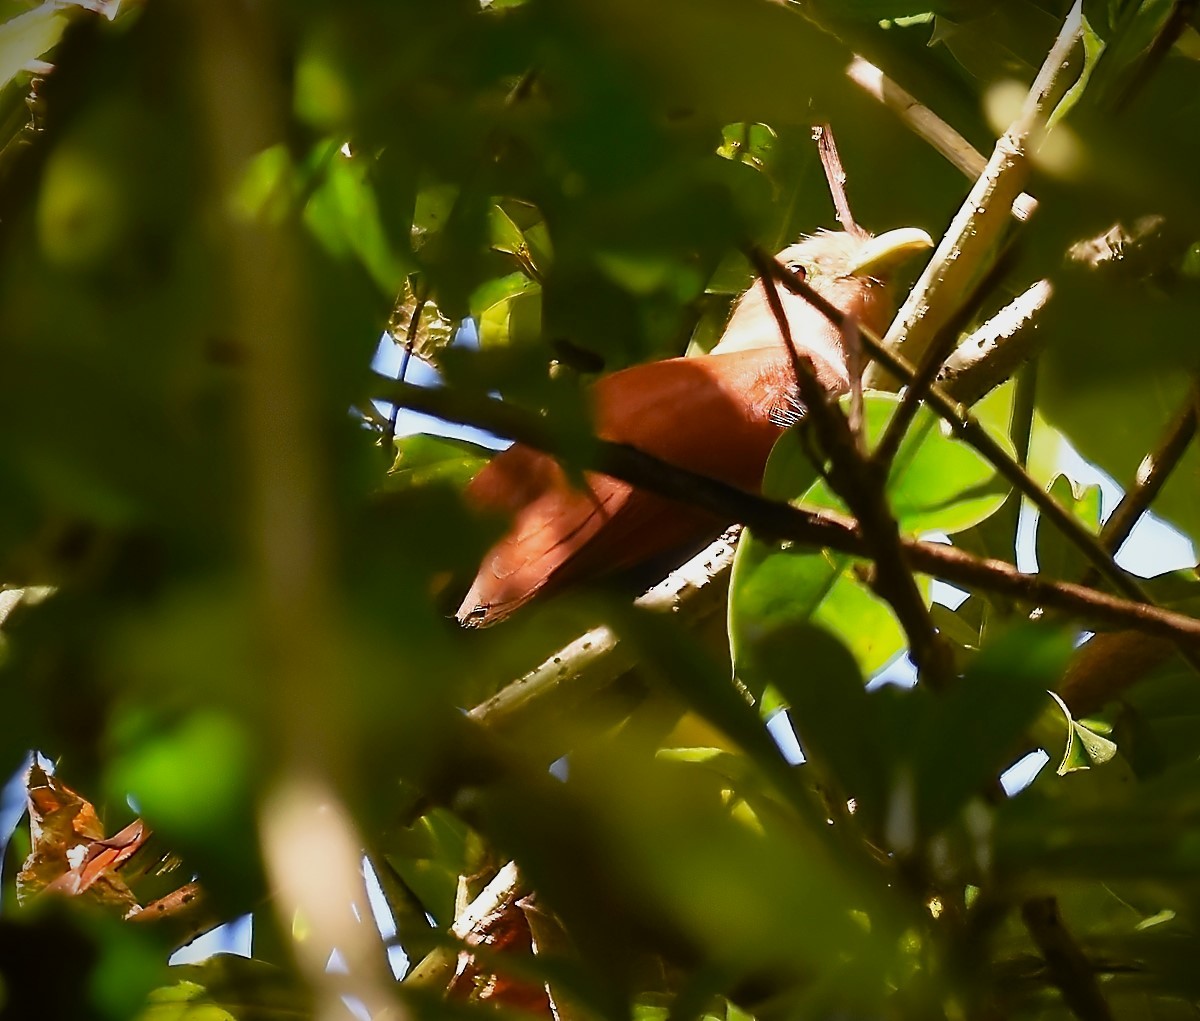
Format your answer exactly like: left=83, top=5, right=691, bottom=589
left=999, top=362, right=1040, bottom=558
left=845, top=57, right=1038, bottom=221
left=1067, top=392, right=1200, bottom=680
left=374, top=377, right=1200, bottom=646
left=814, top=125, right=866, bottom=446
left=387, top=290, right=426, bottom=442
left=1097, top=399, right=1197, bottom=560
left=845, top=314, right=866, bottom=454
left=748, top=249, right=949, bottom=685
left=1113, top=0, right=1200, bottom=112
left=813, top=123, right=862, bottom=237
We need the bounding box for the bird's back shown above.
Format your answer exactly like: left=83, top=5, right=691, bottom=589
left=455, top=345, right=840, bottom=626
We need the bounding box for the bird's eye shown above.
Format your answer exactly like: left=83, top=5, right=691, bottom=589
left=786, top=262, right=807, bottom=282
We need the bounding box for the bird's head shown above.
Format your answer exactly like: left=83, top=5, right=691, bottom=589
left=713, top=227, right=933, bottom=365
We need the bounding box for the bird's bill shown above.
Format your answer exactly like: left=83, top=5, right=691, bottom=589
left=847, top=227, right=933, bottom=279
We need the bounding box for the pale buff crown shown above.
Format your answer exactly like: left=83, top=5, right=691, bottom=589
left=713, top=228, right=929, bottom=371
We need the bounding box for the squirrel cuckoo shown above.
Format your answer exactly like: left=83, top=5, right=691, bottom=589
left=456, top=227, right=932, bottom=627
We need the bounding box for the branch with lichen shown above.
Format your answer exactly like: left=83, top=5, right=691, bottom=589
left=863, top=0, right=1081, bottom=410
left=936, top=280, right=1054, bottom=405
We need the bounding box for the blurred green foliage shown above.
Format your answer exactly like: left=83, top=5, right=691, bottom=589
left=0, top=0, right=1197, bottom=1019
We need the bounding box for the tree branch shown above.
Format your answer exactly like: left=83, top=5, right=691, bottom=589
left=845, top=57, right=1038, bottom=221
left=1097, top=397, right=1197, bottom=562
left=748, top=247, right=950, bottom=686
left=374, top=376, right=1200, bottom=646
left=1021, top=896, right=1115, bottom=1021
left=936, top=279, right=1054, bottom=405
left=861, top=2, right=1083, bottom=391
left=1112, top=0, right=1200, bottom=112
left=470, top=530, right=738, bottom=745
left=813, top=122, right=861, bottom=236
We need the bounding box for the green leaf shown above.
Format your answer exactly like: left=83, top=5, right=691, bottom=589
left=717, top=121, right=777, bottom=171
left=412, top=179, right=458, bottom=234
left=384, top=434, right=491, bottom=492
left=1032, top=691, right=1119, bottom=777
left=109, top=711, right=255, bottom=844
left=303, top=150, right=408, bottom=294
left=729, top=426, right=909, bottom=679
left=829, top=395, right=1009, bottom=535
left=730, top=396, right=1004, bottom=683
left=729, top=534, right=912, bottom=682
left=1038, top=269, right=1200, bottom=539
left=472, top=272, right=543, bottom=348
left=383, top=808, right=478, bottom=928
left=1035, top=474, right=1103, bottom=581
left=137, top=957, right=310, bottom=1021
left=487, top=201, right=553, bottom=272
left=769, top=395, right=1008, bottom=536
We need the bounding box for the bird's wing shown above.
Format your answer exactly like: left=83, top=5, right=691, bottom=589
left=463, top=441, right=566, bottom=516
left=457, top=464, right=636, bottom=626
left=456, top=350, right=794, bottom=626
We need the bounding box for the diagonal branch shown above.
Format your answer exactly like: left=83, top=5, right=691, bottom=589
left=1022, top=897, right=1115, bottom=1021
left=862, top=2, right=1083, bottom=392
left=871, top=238, right=1019, bottom=469
left=936, top=279, right=1054, bottom=405
left=845, top=57, right=1038, bottom=222
left=373, top=376, right=1200, bottom=646
left=1112, top=0, right=1200, bottom=112
left=1097, top=397, right=1197, bottom=561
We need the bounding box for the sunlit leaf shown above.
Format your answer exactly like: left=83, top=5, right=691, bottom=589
left=0, top=4, right=69, bottom=91
left=384, top=434, right=491, bottom=492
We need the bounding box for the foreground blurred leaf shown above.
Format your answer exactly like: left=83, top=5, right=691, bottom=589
left=137, top=955, right=311, bottom=1021
left=0, top=3, right=70, bottom=91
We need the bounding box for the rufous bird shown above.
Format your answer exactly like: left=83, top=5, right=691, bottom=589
left=456, top=227, right=932, bottom=627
